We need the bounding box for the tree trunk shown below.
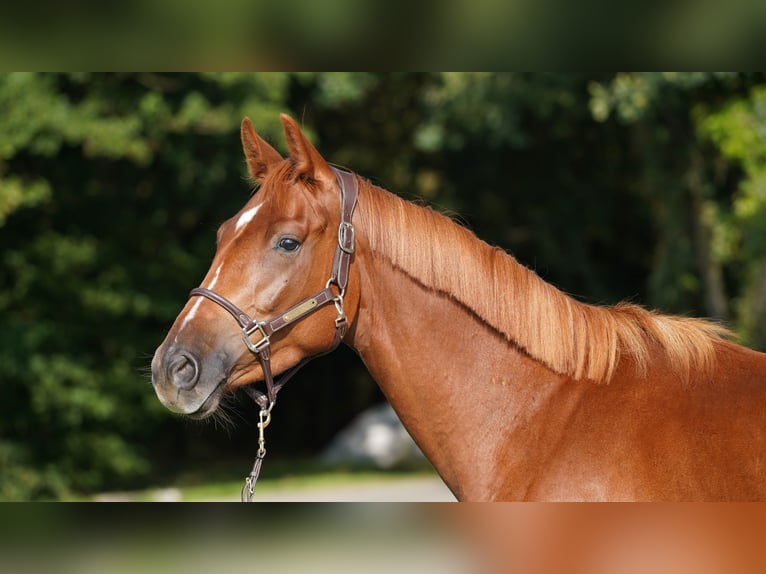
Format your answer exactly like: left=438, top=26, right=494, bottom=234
left=687, top=149, right=730, bottom=322
left=740, top=259, right=766, bottom=350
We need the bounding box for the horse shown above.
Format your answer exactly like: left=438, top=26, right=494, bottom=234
left=152, top=114, right=766, bottom=501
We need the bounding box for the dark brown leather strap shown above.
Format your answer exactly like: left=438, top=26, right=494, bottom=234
left=262, top=286, right=337, bottom=336
left=329, top=169, right=358, bottom=292
left=189, top=287, right=255, bottom=330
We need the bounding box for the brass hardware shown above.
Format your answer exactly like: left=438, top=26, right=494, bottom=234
left=281, top=298, right=319, bottom=324
left=242, top=323, right=269, bottom=354
left=257, top=408, right=270, bottom=457
left=338, top=221, right=355, bottom=254
left=333, top=294, right=346, bottom=327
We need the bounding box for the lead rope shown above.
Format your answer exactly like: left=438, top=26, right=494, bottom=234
left=241, top=408, right=271, bottom=502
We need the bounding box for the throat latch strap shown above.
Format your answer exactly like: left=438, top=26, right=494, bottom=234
left=329, top=168, right=358, bottom=294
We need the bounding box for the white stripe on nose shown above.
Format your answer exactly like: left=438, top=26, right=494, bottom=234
left=175, top=262, right=224, bottom=341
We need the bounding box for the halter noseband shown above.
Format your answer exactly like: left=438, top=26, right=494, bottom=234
left=188, top=166, right=358, bottom=412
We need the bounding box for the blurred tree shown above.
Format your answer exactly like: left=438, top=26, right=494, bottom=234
left=587, top=72, right=765, bottom=340
left=0, top=73, right=292, bottom=498
left=696, top=83, right=766, bottom=348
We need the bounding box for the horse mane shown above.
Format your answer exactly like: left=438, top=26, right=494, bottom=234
left=356, top=178, right=730, bottom=383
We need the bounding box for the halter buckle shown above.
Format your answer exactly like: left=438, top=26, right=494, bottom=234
left=242, top=323, right=270, bottom=354
left=338, top=221, right=355, bottom=254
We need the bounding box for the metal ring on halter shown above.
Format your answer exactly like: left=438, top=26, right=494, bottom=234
left=242, top=323, right=270, bottom=354
left=325, top=277, right=346, bottom=296
left=333, top=294, right=346, bottom=325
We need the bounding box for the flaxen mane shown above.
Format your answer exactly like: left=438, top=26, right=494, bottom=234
left=357, top=179, right=729, bottom=383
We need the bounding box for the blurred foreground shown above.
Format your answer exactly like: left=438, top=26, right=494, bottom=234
left=1, top=0, right=764, bottom=66
left=3, top=505, right=765, bottom=574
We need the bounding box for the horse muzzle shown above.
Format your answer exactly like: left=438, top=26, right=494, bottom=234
left=151, top=344, right=229, bottom=417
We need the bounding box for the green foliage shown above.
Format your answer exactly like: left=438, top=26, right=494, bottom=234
left=0, top=73, right=292, bottom=499
left=2, top=73, right=766, bottom=499
left=697, top=85, right=766, bottom=347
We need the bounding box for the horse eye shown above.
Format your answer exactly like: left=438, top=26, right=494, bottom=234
left=278, top=237, right=301, bottom=252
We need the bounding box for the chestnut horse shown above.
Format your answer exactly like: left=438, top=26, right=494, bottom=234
left=152, top=114, right=766, bottom=501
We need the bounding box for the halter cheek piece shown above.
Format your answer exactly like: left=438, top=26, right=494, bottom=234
left=188, top=167, right=358, bottom=412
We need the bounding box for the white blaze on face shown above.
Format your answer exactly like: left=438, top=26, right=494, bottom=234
left=175, top=262, right=224, bottom=341
left=174, top=202, right=262, bottom=342
left=235, top=203, right=262, bottom=233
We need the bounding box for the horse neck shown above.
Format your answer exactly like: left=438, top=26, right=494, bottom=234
left=346, top=195, right=579, bottom=500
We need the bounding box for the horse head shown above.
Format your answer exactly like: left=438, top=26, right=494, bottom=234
left=151, top=115, right=358, bottom=418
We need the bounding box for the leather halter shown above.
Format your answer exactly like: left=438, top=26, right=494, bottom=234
left=189, top=166, right=358, bottom=411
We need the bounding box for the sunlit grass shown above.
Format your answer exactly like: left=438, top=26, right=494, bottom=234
left=182, top=469, right=425, bottom=501
left=79, top=458, right=441, bottom=501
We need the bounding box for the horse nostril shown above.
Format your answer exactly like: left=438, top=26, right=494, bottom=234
left=168, top=352, right=200, bottom=390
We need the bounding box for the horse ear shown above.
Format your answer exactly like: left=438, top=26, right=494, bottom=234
left=280, top=114, right=334, bottom=185
left=241, top=117, right=283, bottom=182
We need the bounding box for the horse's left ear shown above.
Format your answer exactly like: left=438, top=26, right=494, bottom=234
left=241, top=117, right=283, bottom=183
left=280, top=114, right=335, bottom=186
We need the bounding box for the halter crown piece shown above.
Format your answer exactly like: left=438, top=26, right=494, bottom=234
left=188, top=166, right=358, bottom=501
